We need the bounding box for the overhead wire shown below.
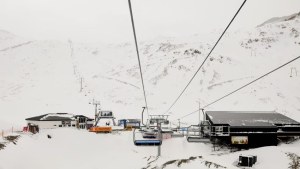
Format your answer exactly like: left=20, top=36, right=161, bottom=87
left=164, top=0, right=247, bottom=114
left=178, top=56, right=300, bottom=120
left=128, top=0, right=149, bottom=116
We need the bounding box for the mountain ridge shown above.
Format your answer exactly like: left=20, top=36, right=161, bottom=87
left=258, top=11, right=300, bottom=27
left=0, top=12, right=299, bottom=125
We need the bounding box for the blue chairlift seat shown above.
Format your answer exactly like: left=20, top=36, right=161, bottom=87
left=134, top=139, right=162, bottom=146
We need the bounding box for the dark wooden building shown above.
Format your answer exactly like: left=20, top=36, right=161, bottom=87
left=205, top=111, right=300, bottom=147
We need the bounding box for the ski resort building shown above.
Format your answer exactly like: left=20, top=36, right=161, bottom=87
left=205, top=111, right=300, bottom=147
left=25, top=113, right=93, bottom=129
left=118, top=119, right=141, bottom=129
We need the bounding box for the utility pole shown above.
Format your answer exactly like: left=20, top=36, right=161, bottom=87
left=290, top=67, right=297, bottom=77
left=90, top=99, right=100, bottom=121
left=80, top=77, right=83, bottom=92
left=196, top=100, right=201, bottom=125
left=199, top=103, right=201, bottom=125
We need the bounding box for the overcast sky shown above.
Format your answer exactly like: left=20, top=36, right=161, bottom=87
left=0, top=0, right=299, bottom=43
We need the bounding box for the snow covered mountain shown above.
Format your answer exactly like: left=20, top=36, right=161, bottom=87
left=0, top=12, right=300, bottom=127
left=0, top=12, right=300, bottom=169
left=258, top=12, right=300, bottom=27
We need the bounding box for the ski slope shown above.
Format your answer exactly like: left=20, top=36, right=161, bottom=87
left=1, top=128, right=300, bottom=169
left=0, top=12, right=300, bottom=169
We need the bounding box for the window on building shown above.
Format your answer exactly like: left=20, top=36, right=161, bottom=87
left=215, top=126, right=223, bottom=133
left=59, top=125, right=62, bottom=127
left=72, top=124, right=75, bottom=127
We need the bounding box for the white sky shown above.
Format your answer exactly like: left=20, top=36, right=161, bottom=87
left=0, top=0, right=299, bottom=43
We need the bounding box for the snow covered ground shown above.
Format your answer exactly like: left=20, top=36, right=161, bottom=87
left=0, top=128, right=300, bottom=169
left=0, top=12, right=300, bottom=169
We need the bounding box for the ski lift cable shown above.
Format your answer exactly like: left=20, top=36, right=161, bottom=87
left=163, top=0, right=247, bottom=115
left=128, top=0, right=149, bottom=116
left=178, top=56, right=300, bottom=120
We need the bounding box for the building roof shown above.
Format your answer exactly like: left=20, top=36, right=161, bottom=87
left=206, top=111, right=300, bottom=127
left=26, top=113, right=75, bottom=121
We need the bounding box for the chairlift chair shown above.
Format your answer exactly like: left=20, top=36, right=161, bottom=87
left=186, top=125, right=211, bottom=143
left=133, top=128, right=162, bottom=146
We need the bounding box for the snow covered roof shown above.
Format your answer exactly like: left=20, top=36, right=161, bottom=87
left=26, top=113, right=75, bottom=121
left=206, top=111, right=300, bottom=127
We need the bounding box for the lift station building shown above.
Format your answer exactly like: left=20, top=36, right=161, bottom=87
left=205, top=111, right=300, bottom=147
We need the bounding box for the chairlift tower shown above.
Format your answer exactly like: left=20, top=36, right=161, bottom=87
left=89, top=99, right=100, bottom=121
left=149, top=115, right=169, bottom=157
left=89, top=110, right=117, bottom=133
left=290, top=67, right=297, bottom=77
